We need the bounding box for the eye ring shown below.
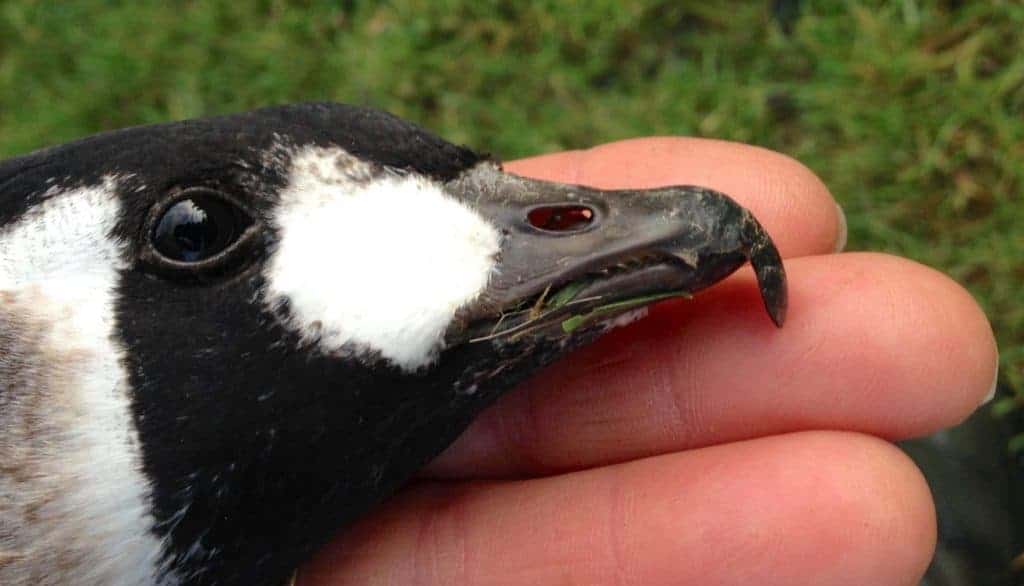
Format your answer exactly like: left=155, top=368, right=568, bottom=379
left=143, top=187, right=261, bottom=276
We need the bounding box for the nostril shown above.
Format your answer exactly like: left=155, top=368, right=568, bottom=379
left=527, top=205, right=595, bottom=232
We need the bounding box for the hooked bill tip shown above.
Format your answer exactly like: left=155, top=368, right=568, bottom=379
left=748, top=231, right=788, bottom=328
left=761, top=269, right=788, bottom=327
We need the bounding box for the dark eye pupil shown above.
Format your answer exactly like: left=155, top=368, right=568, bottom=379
left=153, top=195, right=246, bottom=262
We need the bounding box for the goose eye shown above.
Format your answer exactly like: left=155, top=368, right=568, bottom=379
left=152, top=192, right=253, bottom=263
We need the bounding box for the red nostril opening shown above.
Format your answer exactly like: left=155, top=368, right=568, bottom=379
left=527, top=205, right=595, bottom=232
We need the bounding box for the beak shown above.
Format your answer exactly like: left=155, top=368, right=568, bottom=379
left=445, top=164, right=787, bottom=344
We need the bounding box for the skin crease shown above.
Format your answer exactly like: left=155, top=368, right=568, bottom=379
left=298, top=138, right=998, bottom=586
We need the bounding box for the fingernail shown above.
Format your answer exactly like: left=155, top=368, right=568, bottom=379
left=834, top=203, right=848, bottom=253
left=980, top=353, right=1000, bottom=406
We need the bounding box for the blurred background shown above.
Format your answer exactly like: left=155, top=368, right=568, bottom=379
left=0, top=1, right=1020, bottom=583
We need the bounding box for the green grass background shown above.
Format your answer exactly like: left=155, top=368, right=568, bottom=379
left=1, top=1, right=1021, bottom=404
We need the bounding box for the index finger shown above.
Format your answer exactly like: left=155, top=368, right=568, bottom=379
left=505, top=137, right=845, bottom=258
left=424, top=138, right=992, bottom=479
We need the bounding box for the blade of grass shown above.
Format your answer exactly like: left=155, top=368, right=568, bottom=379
left=562, top=291, right=691, bottom=333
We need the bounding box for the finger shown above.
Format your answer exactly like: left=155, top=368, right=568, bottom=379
left=300, top=432, right=935, bottom=586
left=505, top=137, right=845, bottom=258
left=428, top=253, right=997, bottom=478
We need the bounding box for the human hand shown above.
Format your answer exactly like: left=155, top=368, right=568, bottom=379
left=299, top=138, right=998, bottom=585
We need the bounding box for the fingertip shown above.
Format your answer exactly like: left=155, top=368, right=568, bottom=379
left=844, top=254, right=998, bottom=430
left=834, top=202, right=848, bottom=253
left=610, top=431, right=938, bottom=586
left=809, top=432, right=937, bottom=585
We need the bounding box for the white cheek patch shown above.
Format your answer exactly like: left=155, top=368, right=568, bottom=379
left=264, top=147, right=501, bottom=371
left=0, top=182, right=175, bottom=585
left=0, top=178, right=127, bottom=288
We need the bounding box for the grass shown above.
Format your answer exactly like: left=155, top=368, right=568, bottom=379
left=0, top=1, right=1021, bottom=402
